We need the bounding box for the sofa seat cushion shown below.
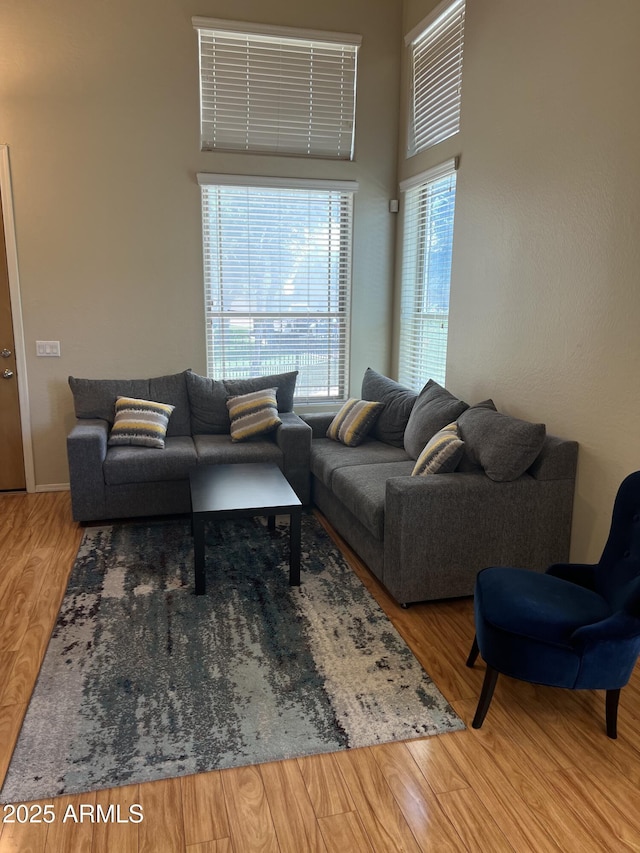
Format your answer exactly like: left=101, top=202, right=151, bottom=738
left=331, top=461, right=415, bottom=540
left=104, top=436, right=197, bottom=485
left=310, top=438, right=410, bottom=489
left=194, top=434, right=282, bottom=466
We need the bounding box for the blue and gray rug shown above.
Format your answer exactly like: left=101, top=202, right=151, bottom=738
left=1, top=513, right=463, bottom=802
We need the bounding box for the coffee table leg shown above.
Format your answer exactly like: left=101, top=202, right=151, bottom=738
left=289, top=511, right=301, bottom=586
left=267, top=514, right=276, bottom=531
left=193, top=517, right=206, bottom=595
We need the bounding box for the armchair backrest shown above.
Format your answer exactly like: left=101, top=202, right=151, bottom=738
left=596, top=471, right=640, bottom=615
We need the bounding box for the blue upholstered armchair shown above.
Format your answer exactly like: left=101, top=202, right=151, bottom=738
left=467, top=470, right=640, bottom=738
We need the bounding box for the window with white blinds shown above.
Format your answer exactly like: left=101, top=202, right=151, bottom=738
left=193, top=18, right=360, bottom=159
left=398, top=160, right=457, bottom=390
left=406, top=0, right=465, bottom=157
left=198, top=175, right=357, bottom=404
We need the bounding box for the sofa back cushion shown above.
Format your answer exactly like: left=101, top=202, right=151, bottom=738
left=223, top=371, right=298, bottom=414
left=68, top=371, right=191, bottom=436
left=186, top=370, right=298, bottom=435
left=403, top=380, right=469, bottom=459
left=185, top=371, right=230, bottom=434
left=361, top=368, right=417, bottom=447
left=457, top=407, right=546, bottom=481
left=148, top=373, right=191, bottom=435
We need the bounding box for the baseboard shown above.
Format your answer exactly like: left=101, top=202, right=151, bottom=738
left=35, top=483, right=71, bottom=492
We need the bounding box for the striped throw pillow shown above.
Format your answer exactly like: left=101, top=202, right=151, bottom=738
left=326, top=398, right=384, bottom=447
left=227, top=388, right=282, bottom=442
left=411, top=422, right=464, bottom=476
left=108, top=397, right=175, bottom=449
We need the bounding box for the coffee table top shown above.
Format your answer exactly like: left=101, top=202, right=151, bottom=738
left=189, top=462, right=302, bottom=516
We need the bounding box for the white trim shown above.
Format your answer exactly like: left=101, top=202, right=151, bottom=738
left=399, top=157, right=459, bottom=193
left=197, top=173, right=359, bottom=192
left=404, top=0, right=464, bottom=46
left=35, top=483, right=70, bottom=493
left=192, top=17, right=362, bottom=47
left=0, top=145, right=35, bottom=493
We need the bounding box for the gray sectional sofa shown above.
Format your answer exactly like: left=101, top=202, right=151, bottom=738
left=66, top=364, right=579, bottom=608
left=66, top=369, right=311, bottom=522
left=304, top=369, right=579, bottom=606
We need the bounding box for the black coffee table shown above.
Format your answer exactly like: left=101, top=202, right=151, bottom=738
left=189, top=462, right=303, bottom=595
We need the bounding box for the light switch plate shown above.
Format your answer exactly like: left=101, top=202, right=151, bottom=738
left=36, top=341, right=61, bottom=357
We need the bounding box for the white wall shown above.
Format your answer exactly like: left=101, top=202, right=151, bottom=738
left=0, top=0, right=402, bottom=486
left=399, top=0, right=640, bottom=561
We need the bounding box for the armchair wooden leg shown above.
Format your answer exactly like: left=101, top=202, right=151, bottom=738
left=466, top=636, right=479, bottom=668
left=606, top=688, right=620, bottom=739
left=471, top=666, right=499, bottom=729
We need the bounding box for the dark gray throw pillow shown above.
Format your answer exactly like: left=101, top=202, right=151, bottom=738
left=457, top=407, right=546, bottom=481
left=403, top=379, right=469, bottom=459
left=185, top=371, right=230, bottom=434
left=361, top=367, right=417, bottom=447
left=456, top=400, right=498, bottom=471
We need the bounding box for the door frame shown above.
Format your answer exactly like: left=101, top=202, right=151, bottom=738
left=1, top=144, right=35, bottom=492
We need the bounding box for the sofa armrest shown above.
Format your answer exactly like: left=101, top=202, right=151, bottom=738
left=275, top=412, right=312, bottom=504
left=383, top=472, right=576, bottom=604
left=67, top=418, right=109, bottom=521
left=299, top=412, right=334, bottom=439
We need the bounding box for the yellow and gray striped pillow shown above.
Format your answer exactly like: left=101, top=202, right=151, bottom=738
left=411, top=422, right=464, bottom=476
left=326, top=398, right=384, bottom=447
left=227, top=388, right=282, bottom=442
left=108, top=396, right=175, bottom=449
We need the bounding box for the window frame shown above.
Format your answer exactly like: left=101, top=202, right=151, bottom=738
left=405, top=0, right=465, bottom=157
left=197, top=173, right=358, bottom=405
left=398, top=159, right=458, bottom=390
left=193, top=17, right=361, bottom=160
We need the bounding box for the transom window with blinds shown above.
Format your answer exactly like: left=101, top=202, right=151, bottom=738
left=198, top=175, right=357, bottom=404
left=193, top=18, right=360, bottom=159
left=398, top=159, right=457, bottom=390
left=406, top=0, right=465, bottom=157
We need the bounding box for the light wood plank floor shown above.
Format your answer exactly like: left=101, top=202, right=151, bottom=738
left=1, top=491, right=639, bottom=852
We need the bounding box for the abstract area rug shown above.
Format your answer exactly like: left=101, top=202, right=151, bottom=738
left=1, top=513, right=463, bottom=802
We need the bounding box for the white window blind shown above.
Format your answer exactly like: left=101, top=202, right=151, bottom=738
left=398, top=160, right=457, bottom=390
left=406, top=0, right=465, bottom=157
left=198, top=174, right=357, bottom=404
left=193, top=18, right=360, bottom=159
